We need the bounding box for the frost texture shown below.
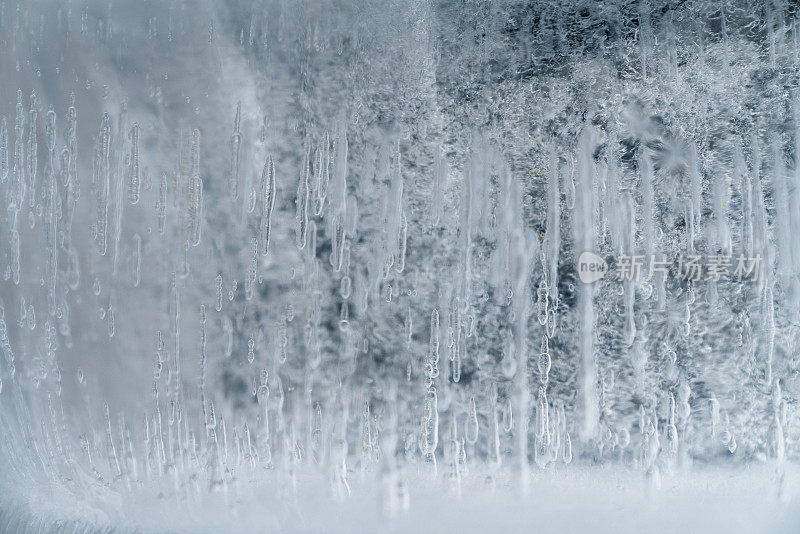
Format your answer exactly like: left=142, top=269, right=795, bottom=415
left=1, top=0, right=800, bottom=531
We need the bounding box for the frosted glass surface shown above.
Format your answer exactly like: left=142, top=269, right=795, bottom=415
left=0, top=1, right=799, bottom=531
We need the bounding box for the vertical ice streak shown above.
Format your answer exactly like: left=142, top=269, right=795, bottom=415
left=545, top=147, right=560, bottom=314
left=507, top=158, right=535, bottom=492
left=132, top=234, right=141, bottom=288
left=296, top=144, right=310, bottom=250
left=111, top=105, right=128, bottom=275
left=157, top=171, right=167, bottom=235
left=0, top=117, right=7, bottom=183
left=396, top=210, right=408, bottom=274
left=260, top=155, right=276, bottom=256
left=639, top=152, right=654, bottom=259
left=711, top=154, right=731, bottom=255
left=189, top=173, right=203, bottom=248
left=94, top=113, right=112, bottom=256
left=44, top=109, right=58, bottom=316
left=752, top=132, right=771, bottom=296
left=738, top=144, right=752, bottom=258
left=26, top=91, right=38, bottom=209
left=622, top=193, right=636, bottom=346
left=200, top=305, right=208, bottom=428
left=66, top=96, right=78, bottom=190
left=331, top=120, right=348, bottom=228
left=638, top=3, right=652, bottom=81
left=771, top=137, right=792, bottom=288
left=229, top=102, right=242, bottom=202
left=575, top=126, right=597, bottom=440
left=10, top=90, right=26, bottom=220
left=128, top=123, right=140, bottom=205
left=688, top=142, right=703, bottom=229
left=215, top=274, right=224, bottom=312
left=313, top=133, right=330, bottom=216
left=431, top=147, right=447, bottom=226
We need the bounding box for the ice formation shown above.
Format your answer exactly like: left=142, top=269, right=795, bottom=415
left=1, top=0, right=800, bottom=531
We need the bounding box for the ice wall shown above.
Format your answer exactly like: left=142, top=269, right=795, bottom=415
left=1, top=0, right=800, bottom=531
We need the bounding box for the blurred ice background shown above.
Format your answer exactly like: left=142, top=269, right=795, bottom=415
left=2, top=0, right=800, bottom=531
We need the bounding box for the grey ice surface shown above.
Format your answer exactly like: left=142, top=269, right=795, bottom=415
left=1, top=0, right=800, bottom=531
